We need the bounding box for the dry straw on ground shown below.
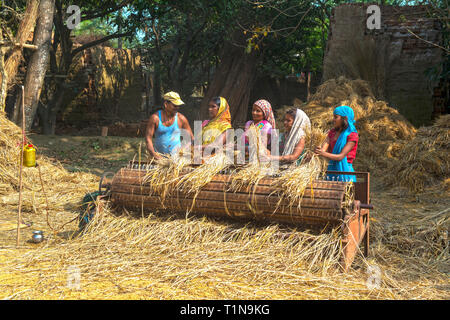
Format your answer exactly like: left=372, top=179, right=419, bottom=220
left=1, top=200, right=448, bottom=299
left=0, top=111, right=97, bottom=224
left=0, top=105, right=449, bottom=300
left=384, top=115, right=450, bottom=193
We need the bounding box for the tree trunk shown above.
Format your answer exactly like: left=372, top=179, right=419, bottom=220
left=200, top=42, right=260, bottom=128
left=39, top=81, right=66, bottom=135
left=153, top=63, right=162, bottom=109
left=36, top=0, right=71, bottom=134
left=145, top=72, right=151, bottom=116
left=117, top=9, right=123, bottom=49
left=22, top=0, right=55, bottom=131
left=174, top=39, right=192, bottom=94
left=38, top=0, right=132, bottom=133
left=4, top=0, right=40, bottom=88
left=11, top=88, right=22, bottom=123
left=0, top=31, right=7, bottom=112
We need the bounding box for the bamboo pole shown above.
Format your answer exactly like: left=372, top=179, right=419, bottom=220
left=16, top=86, right=25, bottom=247
left=0, top=41, right=38, bottom=51
left=0, top=31, right=7, bottom=112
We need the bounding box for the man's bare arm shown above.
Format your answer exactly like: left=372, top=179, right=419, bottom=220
left=179, top=113, right=194, bottom=141
left=145, top=114, right=161, bottom=159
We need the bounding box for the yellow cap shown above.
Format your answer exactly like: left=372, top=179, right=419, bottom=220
left=163, top=91, right=185, bottom=106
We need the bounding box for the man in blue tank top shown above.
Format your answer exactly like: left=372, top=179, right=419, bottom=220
left=145, top=92, right=194, bottom=159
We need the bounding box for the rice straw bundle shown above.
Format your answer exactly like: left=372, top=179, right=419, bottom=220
left=247, top=123, right=269, bottom=165
left=176, top=152, right=232, bottom=201
left=273, top=153, right=327, bottom=210
left=228, top=162, right=276, bottom=193
left=304, top=126, right=328, bottom=152
left=228, top=124, right=276, bottom=191
left=142, top=153, right=191, bottom=205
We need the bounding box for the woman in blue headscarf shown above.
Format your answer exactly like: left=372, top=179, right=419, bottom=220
left=314, top=106, right=358, bottom=182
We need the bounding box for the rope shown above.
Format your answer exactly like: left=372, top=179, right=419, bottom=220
left=37, top=164, right=55, bottom=232
left=37, top=164, right=80, bottom=234
left=223, top=175, right=234, bottom=218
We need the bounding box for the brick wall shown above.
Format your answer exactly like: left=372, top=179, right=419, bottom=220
left=323, top=4, right=443, bottom=126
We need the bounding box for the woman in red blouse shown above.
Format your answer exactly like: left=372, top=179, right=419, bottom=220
left=314, top=106, right=358, bottom=182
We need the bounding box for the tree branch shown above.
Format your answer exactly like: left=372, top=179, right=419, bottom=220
left=71, top=31, right=133, bottom=57
left=0, top=41, right=38, bottom=50
left=81, top=0, right=133, bottom=21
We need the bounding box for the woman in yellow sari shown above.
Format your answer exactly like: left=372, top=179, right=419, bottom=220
left=201, top=96, right=232, bottom=147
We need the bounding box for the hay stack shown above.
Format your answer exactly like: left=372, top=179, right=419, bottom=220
left=384, top=115, right=450, bottom=193
left=297, top=77, right=416, bottom=173
left=0, top=111, right=96, bottom=216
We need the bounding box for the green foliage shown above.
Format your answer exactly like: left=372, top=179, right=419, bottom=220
left=126, top=0, right=228, bottom=93
left=234, top=0, right=335, bottom=76
left=124, top=0, right=336, bottom=94
left=72, top=18, right=115, bottom=37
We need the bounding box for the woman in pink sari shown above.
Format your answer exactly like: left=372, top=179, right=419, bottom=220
left=243, top=99, right=276, bottom=156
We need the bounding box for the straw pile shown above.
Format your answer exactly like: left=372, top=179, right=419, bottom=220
left=294, top=76, right=417, bottom=173
left=384, top=115, right=450, bottom=193
left=2, top=200, right=448, bottom=299
left=0, top=111, right=97, bottom=220
left=304, top=126, right=328, bottom=153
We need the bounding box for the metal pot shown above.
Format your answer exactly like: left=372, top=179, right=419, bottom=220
left=31, top=230, right=44, bottom=243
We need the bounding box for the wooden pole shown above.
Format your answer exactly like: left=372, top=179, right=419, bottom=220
left=16, top=86, right=25, bottom=247
left=0, top=41, right=38, bottom=51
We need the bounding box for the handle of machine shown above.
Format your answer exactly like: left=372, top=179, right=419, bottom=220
left=99, top=172, right=115, bottom=194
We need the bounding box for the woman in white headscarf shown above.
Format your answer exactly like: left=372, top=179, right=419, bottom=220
left=270, top=108, right=311, bottom=164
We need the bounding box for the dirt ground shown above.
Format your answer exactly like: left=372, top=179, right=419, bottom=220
left=0, top=135, right=448, bottom=300
left=29, top=134, right=146, bottom=176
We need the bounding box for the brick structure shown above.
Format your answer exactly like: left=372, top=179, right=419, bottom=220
left=323, top=4, right=444, bottom=126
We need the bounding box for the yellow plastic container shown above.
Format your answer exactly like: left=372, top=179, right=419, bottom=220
left=23, top=144, right=36, bottom=167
